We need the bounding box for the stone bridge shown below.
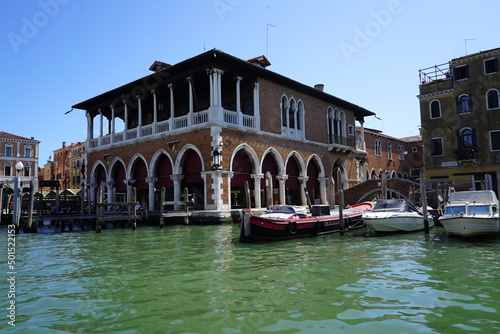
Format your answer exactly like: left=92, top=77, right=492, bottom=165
left=343, top=178, right=438, bottom=208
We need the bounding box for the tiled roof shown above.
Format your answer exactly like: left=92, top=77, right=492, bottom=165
left=0, top=131, right=35, bottom=141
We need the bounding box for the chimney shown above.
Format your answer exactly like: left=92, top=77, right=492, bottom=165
left=314, top=84, right=324, bottom=92
left=62, top=141, right=66, bottom=148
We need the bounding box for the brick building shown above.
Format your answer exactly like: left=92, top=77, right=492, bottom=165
left=361, top=127, right=423, bottom=181
left=418, top=47, right=500, bottom=194
left=0, top=131, right=40, bottom=191
left=52, top=141, right=86, bottom=190
left=72, top=49, right=376, bottom=212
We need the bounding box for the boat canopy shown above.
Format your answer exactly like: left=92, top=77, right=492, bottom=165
left=373, top=199, right=421, bottom=213
left=267, top=205, right=308, bottom=216
left=448, top=190, right=499, bottom=204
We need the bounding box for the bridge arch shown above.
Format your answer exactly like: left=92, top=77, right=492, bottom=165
left=343, top=178, right=436, bottom=207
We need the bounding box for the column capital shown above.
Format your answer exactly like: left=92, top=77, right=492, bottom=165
left=207, top=68, right=224, bottom=75
left=276, top=174, right=288, bottom=182
left=298, top=176, right=309, bottom=184
left=146, top=177, right=158, bottom=185
left=124, top=179, right=136, bottom=186
left=170, top=174, right=184, bottom=183
left=251, top=173, right=264, bottom=181
left=168, top=83, right=174, bottom=89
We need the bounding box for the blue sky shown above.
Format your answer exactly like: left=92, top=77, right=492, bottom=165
left=2, top=0, right=499, bottom=164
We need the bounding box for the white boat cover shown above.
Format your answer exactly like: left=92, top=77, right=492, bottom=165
left=372, top=199, right=421, bottom=213
left=448, top=190, right=499, bottom=204
left=267, top=205, right=308, bottom=216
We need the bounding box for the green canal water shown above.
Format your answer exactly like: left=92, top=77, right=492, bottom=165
left=1, top=225, right=499, bottom=333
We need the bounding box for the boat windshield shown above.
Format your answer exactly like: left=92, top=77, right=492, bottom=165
left=445, top=205, right=465, bottom=214
left=467, top=205, right=490, bottom=214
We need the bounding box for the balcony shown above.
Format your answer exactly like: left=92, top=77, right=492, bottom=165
left=328, top=134, right=354, bottom=153
left=89, top=109, right=256, bottom=150
left=455, top=147, right=477, bottom=163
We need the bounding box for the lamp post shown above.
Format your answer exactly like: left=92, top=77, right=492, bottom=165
left=12, top=161, right=24, bottom=231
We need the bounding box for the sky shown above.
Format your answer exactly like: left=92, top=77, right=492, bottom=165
left=1, top=0, right=499, bottom=165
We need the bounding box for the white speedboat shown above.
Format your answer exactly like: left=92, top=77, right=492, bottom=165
left=439, top=190, right=499, bottom=237
left=363, top=199, right=432, bottom=232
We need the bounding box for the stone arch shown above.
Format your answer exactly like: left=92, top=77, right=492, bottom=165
left=151, top=149, right=175, bottom=204
left=331, top=158, right=347, bottom=189
left=261, top=148, right=284, bottom=206
left=129, top=154, right=149, bottom=204
left=284, top=152, right=305, bottom=205
left=109, top=158, right=127, bottom=199
left=230, top=144, right=259, bottom=208
left=175, top=144, right=205, bottom=209
left=306, top=154, right=325, bottom=204
left=90, top=161, right=107, bottom=185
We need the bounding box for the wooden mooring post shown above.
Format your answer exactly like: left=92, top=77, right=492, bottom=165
left=419, top=167, right=430, bottom=234
left=337, top=169, right=345, bottom=234
left=160, top=187, right=191, bottom=227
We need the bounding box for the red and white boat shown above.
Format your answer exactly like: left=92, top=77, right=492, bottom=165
left=239, top=202, right=374, bottom=242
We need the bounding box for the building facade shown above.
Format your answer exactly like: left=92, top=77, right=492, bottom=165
left=360, top=127, right=422, bottom=181
left=418, top=47, right=500, bottom=194
left=73, top=49, right=375, bottom=212
left=0, top=131, right=40, bottom=191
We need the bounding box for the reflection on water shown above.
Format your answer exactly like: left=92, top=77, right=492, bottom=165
left=1, top=226, right=499, bottom=333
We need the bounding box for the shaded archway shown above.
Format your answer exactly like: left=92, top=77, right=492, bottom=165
left=110, top=159, right=127, bottom=201
left=285, top=155, right=302, bottom=205
left=130, top=156, right=148, bottom=205
left=261, top=152, right=280, bottom=206
left=180, top=148, right=204, bottom=209
left=306, top=158, right=322, bottom=204
left=230, top=149, right=255, bottom=208
left=154, top=152, right=174, bottom=208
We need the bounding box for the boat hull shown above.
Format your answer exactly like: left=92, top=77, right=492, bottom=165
left=239, top=206, right=370, bottom=242
left=364, top=215, right=431, bottom=232
left=439, top=216, right=499, bottom=237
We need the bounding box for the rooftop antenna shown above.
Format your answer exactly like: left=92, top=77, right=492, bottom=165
left=266, top=23, right=276, bottom=58
left=464, top=38, right=475, bottom=55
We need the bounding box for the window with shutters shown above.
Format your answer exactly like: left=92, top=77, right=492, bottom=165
left=484, top=58, right=498, bottom=75
left=457, top=95, right=471, bottom=114
left=454, top=65, right=469, bottom=80
left=431, top=137, right=443, bottom=156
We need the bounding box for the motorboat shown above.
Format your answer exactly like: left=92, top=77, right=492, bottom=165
left=363, top=199, right=433, bottom=232
left=239, top=202, right=374, bottom=242
left=438, top=190, right=499, bottom=237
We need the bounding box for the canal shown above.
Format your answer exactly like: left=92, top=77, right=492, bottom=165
left=1, top=225, right=499, bottom=333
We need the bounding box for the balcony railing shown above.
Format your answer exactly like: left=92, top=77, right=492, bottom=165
left=456, top=148, right=477, bottom=161
left=329, top=134, right=354, bottom=148
left=89, top=109, right=257, bottom=149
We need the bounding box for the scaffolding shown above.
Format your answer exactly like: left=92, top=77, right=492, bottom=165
left=419, top=63, right=450, bottom=84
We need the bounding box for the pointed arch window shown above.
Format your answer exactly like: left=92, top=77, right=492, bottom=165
left=375, top=139, right=382, bottom=156
left=387, top=142, right=393, bottom=160
left=327, top=107, right=346, bottom=145
left=281, top=95, right=288, bottom=127
left=281, top=95, right=305, bottom=139
left=288, top=98, right=296, bottom=129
